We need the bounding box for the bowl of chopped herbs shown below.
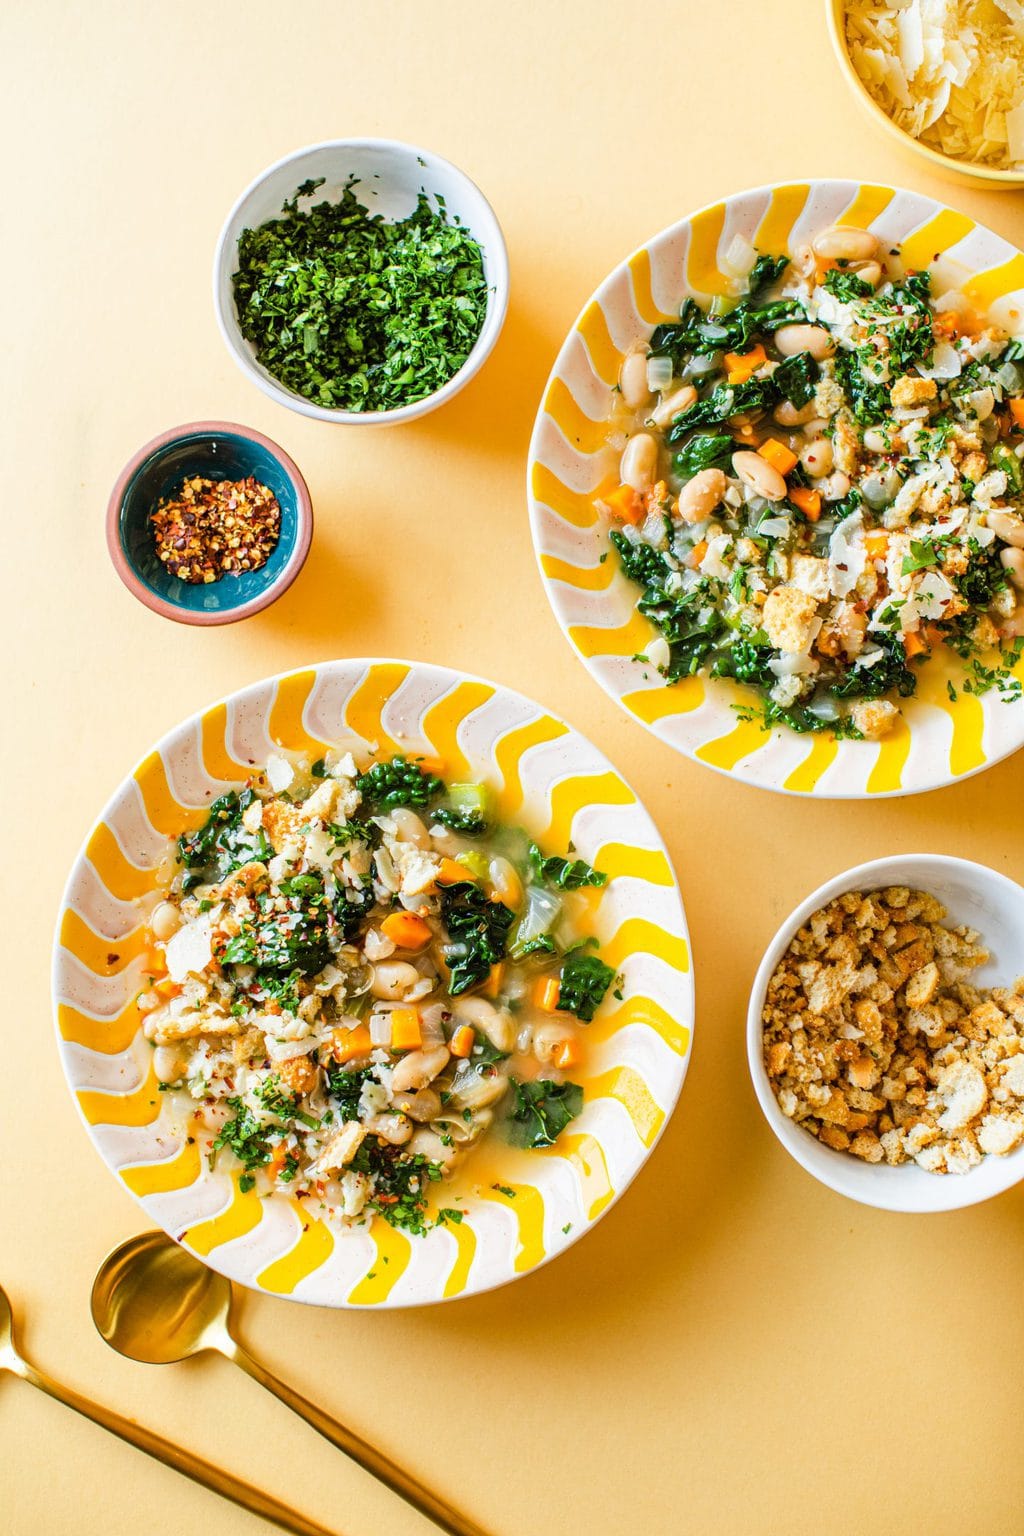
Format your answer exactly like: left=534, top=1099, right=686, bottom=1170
left=214, top=140, right=508, bottom=424
left=107, top=421, right=313, bottom=624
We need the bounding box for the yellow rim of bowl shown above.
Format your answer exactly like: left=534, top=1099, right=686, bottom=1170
left=825, top=0, right=1024, bottom=188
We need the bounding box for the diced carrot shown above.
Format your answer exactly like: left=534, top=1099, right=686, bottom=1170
left=144, top=948, right=168, bottom=979
left=554, top=1037, right=582, bottom=1070
left=724, top=342, right=767, bottom=384
left=687, top=538, right=709, bottom=570
left=903, top=629, right=928, bottom=659
left=436, top=857, right=474, bottom=886
left=758, top=438, right=798, bottom=477
left=449, top=1024, right=475, bottom=1058
left=331, top=1023, right=372, bottom=1063
left=266, top=1145, right=289, bottom=1179
left=814, top=256, right=837, bottom=285
left=1010, top=398, right=1024, bottom=428
left=788, top=486, right=821, bottom=522
left=864, top=529, right=889, bottom=559
left=381, top=911, right=432, bottom=950
left=153, top=978, right=180, bottom=1001
left=481, top=963, right=504, bottom=998
left=532, top=975, right=562, bottom=1013
left=602, top=483, right=645, bottom=524
left=933, top=311, right=962, bottom=339
left=390, top=1006, right=422, bottom=1051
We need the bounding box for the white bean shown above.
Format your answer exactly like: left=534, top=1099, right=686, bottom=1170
left=800, top=436, right=833, bottom=477
left=619, top=351, right=653, bottom=410
left=620, top=432, right=658, bottom=492
left=853, top=260, right=882, bottom=288
left=774, top=399, right=819, bottom=427
left=678, top=467, right=728, bottom=523
left=774, top=324, right=833, bottom=361
left=150, top=902, right=180, bottom=941
left=452, top=996, right=516, bottom=1054
left=391, top=1045, right=451, bottom=1093
left=988, top=511, right=1024, bottom=549
left=391, top=1088, right=441, bottom=1123
left=449, top=1069, right=509, bottom=1111
left=532, top=1019, right=575, bottom=1065
left=488, top=856, right=522, bottom=909
left=389, top=808, right=429, bottom=848
left=1001, top=547, right=1024, bottom=589
left=651, top=384, right=697, bottom=430
left=731, top=450, right=787, bottom=502
left=819, top=471, right=852, bottom=502
left=407, top=1128, right=457, bottom=1167
left=370, top=960, right=421, bottom=1000
left=792, top=243, right=816, bottom=278
left=862, top=428, right=890, bottom=454
left=812, top=225, right=880, bottom=263
left=366, top=1112, right=412, bottom=1146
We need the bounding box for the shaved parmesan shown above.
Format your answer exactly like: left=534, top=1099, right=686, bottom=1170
left=165, top=916, right=213, bottom=982
left=265, top=754, right=295, bottom=792
left=846, top=0, right=1024, bottom=168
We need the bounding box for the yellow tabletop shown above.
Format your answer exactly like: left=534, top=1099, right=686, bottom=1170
left=4, top=2, right=1024, bottom=1532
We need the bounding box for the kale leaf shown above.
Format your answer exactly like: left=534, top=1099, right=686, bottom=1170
left=832, top=347, right=890, bottom=426
left=557, top=951, right=615, bottom=1022
left=177, top=789, right=271, bottom=892
left=431, top=806, right=489, bottom=836
left=355, top=755, right=443, bottom=810
left=212, top=1097, right=278, bottom=1172
left=439, top=881, right=515, bottom=995
left=324, top=1066, right=373, bottom=1121
left=953, top=538, right=1009, bottom=607
left=672, top=432, right=736, bottom=478
left=710, top=635, right=777, bottom=688
left=772, top=351, right=819, bottom=408
left=530, top=844, right=607, bottom=890
left=506, top=1078, right=584, bottom=1149
left=332, top=880, right=376, bottom=941
left=829, top=633, right=918, bottom=701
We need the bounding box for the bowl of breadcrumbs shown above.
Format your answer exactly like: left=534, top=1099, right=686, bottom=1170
left=748, top=854, right=1024, bottom=1211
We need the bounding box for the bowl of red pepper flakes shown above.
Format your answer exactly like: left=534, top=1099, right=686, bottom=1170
left=106, top=421, right=313, bottom=625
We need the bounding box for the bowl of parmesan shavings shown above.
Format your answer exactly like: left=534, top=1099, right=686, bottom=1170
left=214, top=139, right=509, bottom=425
left=828, top=0, right=1024, bottom=188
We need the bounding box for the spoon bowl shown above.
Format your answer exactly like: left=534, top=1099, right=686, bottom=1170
left=90, top=1229, right=491, bottom=1536
left=0, top=1282, right=22, bottom=1372
left=92, top=1232, right=232, bottom=1365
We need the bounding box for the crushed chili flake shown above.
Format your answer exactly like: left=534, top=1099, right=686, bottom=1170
left=150, top=475, right=280, bottom=584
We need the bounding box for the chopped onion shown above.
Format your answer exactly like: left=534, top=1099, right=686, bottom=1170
left=757, top=516, right=791, bottom=539
left=996, top=360, right=1024, bottom=394
left=509, top=885, right=561, bottom=959
left=768, top=651, right=818, bottom=678
left=698, top=322, right=731, bottom=343
left=646, top=355, right=673, bottom=393
left=369, top=1012, right=393, bottom=1048
left=640, top=511, right=665, bottom=545
left=684, top=353, right=720, bottom=379
left=862, top=469, right=901, bottom=508
left=722, top=232, right=758, bottom=280
left=646, top=636, right=671, bottom=670
left=806, top=691, right=841, bottom=722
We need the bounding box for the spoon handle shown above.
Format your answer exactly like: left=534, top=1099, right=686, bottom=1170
left=228, top=1340, right=493, bottom=1536
left=17, top=1357, right=340, bottom=1536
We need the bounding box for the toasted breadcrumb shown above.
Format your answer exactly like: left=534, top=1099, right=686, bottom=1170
left=763, top=887, right=1024, bottom=1174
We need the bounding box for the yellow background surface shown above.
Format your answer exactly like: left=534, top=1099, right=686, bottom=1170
left=4, top=2, right=1024, bottom=1532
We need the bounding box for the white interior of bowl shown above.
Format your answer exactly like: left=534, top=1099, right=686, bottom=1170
left=747, top=854, right=1024, bottom=1212
left=213, top=139, right=509, bottom=425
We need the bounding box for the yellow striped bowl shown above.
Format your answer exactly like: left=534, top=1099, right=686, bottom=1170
left=53, top=660, right=693, bottom=1306
left=528, top=180, right=1024, bottom=798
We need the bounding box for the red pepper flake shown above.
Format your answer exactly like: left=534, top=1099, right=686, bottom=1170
left=149, top=475, right=281, bottom=584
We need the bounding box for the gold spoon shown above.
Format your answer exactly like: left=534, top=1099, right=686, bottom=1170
left=91, top=1231, right=491, bottom=1536
left=0, top=1279, right=338, bottom=1536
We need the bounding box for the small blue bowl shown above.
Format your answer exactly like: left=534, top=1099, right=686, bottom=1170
left=107, top=421, right=313, bottom=625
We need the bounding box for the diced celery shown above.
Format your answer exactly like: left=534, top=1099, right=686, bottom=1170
left=455, top=850, right=490, bottom=882
left=448, top=782, right=492, bottom=816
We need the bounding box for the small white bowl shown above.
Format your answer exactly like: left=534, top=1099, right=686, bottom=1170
left=213, top=139, right=509, bottom=425
left=747, top=855, right=1024, bottom=1213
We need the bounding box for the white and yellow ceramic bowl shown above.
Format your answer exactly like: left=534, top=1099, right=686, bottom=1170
left=52, top=660, right=693, bottom=1307
left=527, top=179, right=1024, bottom=798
